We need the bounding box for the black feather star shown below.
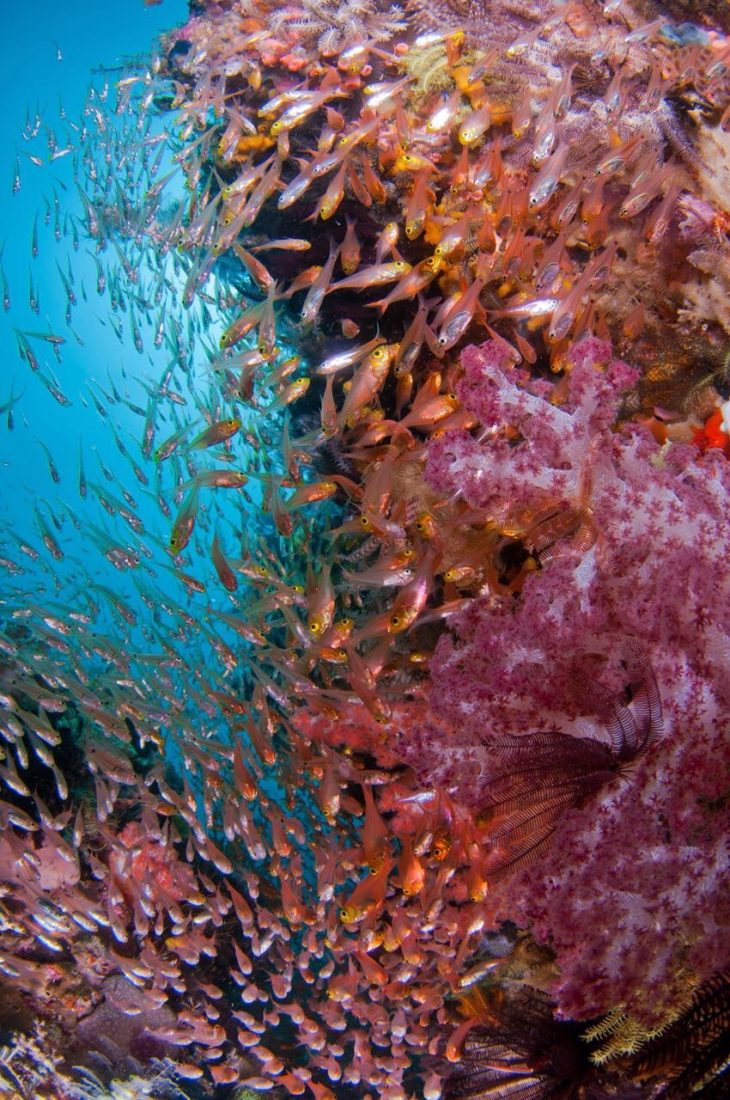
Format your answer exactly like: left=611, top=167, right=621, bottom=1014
left=443, top=973, right=729, bottom=1099
left=630, top=970, right=730, bottom=1099
left=444, top=984, right=646, bottom=1100
left=477, top=644, right=663, bottom=879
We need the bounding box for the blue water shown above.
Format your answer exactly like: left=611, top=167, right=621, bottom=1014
left=0, top=0, right=263, bottom=657
left=0, top=0, right=188, bottom=513
left=0, top=0, right=323, bottom=905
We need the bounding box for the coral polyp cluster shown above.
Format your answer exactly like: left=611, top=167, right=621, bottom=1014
left=1, top=0, right=729, bottom=1096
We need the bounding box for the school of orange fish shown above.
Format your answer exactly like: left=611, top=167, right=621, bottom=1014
left=2, top=0, right=730, bottom=1096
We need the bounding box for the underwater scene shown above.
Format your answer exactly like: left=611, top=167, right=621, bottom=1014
left=0, top=0, right=729, bottom=1097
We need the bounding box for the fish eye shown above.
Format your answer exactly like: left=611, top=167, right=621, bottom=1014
left=390, top=614, right=402, bottom=627
left=359, top=516, right=371, bottom=528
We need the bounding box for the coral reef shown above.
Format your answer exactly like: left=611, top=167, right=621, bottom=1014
left=1, top=0, right=730, bottom=1096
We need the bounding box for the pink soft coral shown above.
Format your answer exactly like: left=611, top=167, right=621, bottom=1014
left=414, top=337, right=730, bottom=1026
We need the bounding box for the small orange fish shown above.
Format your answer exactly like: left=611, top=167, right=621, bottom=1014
left=193, top=468, right=248, bottom=489
left=249, top=237, right=311, bottom=252
left=367, top=258, right=440, bottom=315
left=268, top=481, right=294, bottom=538
left=268, top=377, right=310, bottom=412
left=393, top=149, right=438, bottom=174
left=340, top=217, right=361, bottom=275
left=169, top=488, right=200, bottom=556
left=301, top=242, right=340, bottom=327
left=320, top=374, right=338, bottom=439
left=307, top=563, right=335, bottom=637
left=328, top=260, right=411, bottom=294
left=426, top=89, right=461, bottom=134
left=309, top=160, right=347, bottom=221
left=338, top=344, right=393, bottom=429
left=188, top=417, right=241, bottom=450
left=355, top=948, right=388, bottom=986
left=211, top=532, right=237, bottom=591
left=388, top=548, right=439, bottom=633
left=359, top=154, right=387, bottom=203
left=231, top=242, right=275, bottom=292
left=361, top=783, right=389, bottom=872
left=394, top=301, right=429, bottom=376
left=285, top=480, right=338, bottom=510
left=280, top=877, right=311, bottom=927
left=338, top=858, right=395, bottom=924
left=317, top=334, right=385, bottom=376
left=435, top=277, right=485, bottom=350
left=434, top=205, right=477, bottom=258
left=405, top=171, right=434, bottom=240
left=458, top=102, right=492, bottom=145
left=316, top=755, right=343, bottom=820
left=398, top=835, right=425, bottom=896
left=232, top=744, right=259, bottom=800
left=375, top=221, right=400, bottom=262
left=346, top=161, right=373, bottom=208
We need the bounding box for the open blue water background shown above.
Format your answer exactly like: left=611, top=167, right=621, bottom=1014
left=1, top=0, right=188, bottom=541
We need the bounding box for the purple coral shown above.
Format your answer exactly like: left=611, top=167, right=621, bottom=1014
left=420, top=338, right=730, bottom=1026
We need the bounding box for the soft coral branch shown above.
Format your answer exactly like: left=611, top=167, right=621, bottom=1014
left=414, top=336, right=730, bottom=1026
